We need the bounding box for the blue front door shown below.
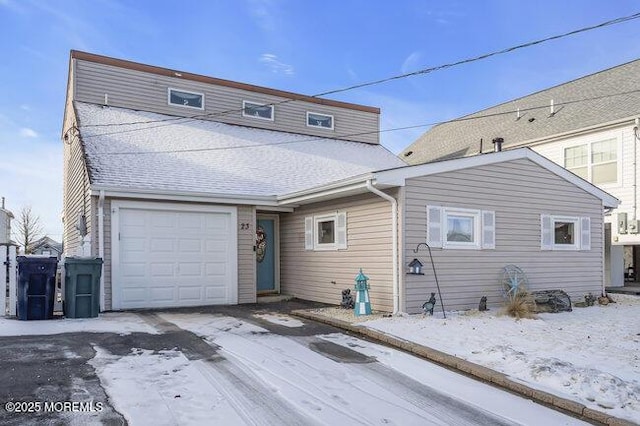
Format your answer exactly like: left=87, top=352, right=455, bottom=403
left=256, top=218, right=276, bottom=292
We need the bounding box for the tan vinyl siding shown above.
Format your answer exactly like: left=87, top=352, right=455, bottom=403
left=403, top=158, right=604, bottom=313
left=74, top=59, right=379, bottom=144
left=281, top=192, right=396, bottom=312
left=62, top=109, right=91, bottom=256
left=238, top=205, right=256, bottom=304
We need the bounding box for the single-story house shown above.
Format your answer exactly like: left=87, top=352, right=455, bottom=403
left=27, top=236, right=63, bottom=260
left=62, top=51, right=618, bottom=313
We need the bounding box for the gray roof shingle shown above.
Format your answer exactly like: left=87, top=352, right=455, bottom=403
left=402, top=58, right=640, bottom=164
left=76, top=102, right=406, bottom=198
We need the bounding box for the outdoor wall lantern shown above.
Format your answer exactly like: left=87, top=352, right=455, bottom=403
left=407, top=258, right=424, bottom=275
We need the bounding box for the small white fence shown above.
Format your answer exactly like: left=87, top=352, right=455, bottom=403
left=1, top=245, right=17, bottom=317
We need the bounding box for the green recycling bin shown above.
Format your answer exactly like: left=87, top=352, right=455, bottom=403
left=64, top=257, right=103, bottom=318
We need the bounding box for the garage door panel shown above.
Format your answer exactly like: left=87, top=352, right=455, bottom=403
left=205, top=287, right=228, bottom=299
left=116, top=206, right=236, bottom=309
left=177, top=262, right=202, bottom=276
left=178, top=286, right=203, bottom=301
left=121, top=263, right=147, bottom=277
left=150, top=263, right=174, bottom=277
left=178, top=239, right=202, bottom=252
left=151, top=213, right=176, bottom=228
left=149, top=238, right=175, bottom=253
left=149, top=287, right=175, bottom=302
left=121, top=288, right=147, bottom=303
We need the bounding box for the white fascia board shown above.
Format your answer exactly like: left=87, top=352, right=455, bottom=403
left=278, top=181, right=371, bottom=206
left=374, top=149, right=528, bottom=186
left=277, top=173, right=375, bottom=205
left=509, top=115, right=639, bottom=149
left=90, top=185, right=280, bottom=207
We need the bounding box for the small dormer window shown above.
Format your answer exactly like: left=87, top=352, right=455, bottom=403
left=306, top=112, right=334, bottom=130
left=168, top=88, right=204, bottom=110
left=242, top=100, right=274, bottom=121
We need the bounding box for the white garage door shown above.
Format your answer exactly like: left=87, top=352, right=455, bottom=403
left=112, top=203, right=237, bottom=309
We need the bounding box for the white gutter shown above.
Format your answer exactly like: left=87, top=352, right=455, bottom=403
left=98, top=190, right=105, bottom=311
left=90, top=187, right=289, bottom=209
left=365, top=180, right=400, bottom=314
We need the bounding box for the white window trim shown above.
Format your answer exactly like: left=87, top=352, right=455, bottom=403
left=242, top=100, right=275, bottom=121
left=563, top=137, right=621, bottom=187
left=314, top=214, right=338, bottom=250
left=306, top=111, right=334, bottom=130
left=167, top=87, right=205, bottom=110
left=443, top=207, right=482, bottom=250
left=541, top=214, right=591, bottom=251
left=427, top=205, right=494, bottom=250
left=304, top=212, right=347, bottom=251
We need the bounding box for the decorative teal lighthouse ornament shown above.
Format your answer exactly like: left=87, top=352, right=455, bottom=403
left=354, top=268, right=372, bottom=316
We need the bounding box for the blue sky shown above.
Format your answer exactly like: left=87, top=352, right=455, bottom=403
left=1, top=0, right=640, bottom=242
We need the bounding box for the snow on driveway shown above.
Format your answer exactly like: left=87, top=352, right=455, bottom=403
left=0, top=312, right=159, bottom=336
left=147, top=312, right=586, bottom=426
left=358, top=294, right=640, bottom=423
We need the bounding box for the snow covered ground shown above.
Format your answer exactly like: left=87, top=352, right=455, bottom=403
left=353, top=294, right=640, bottom=423
left=0, top=312, right=158, bottom=336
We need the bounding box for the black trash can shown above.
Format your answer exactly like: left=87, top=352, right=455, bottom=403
left=16, top=256, right=58, bottom=320
left=64, top=257, right=103, bottom=318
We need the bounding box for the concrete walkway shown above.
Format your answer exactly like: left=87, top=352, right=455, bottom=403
left=290, top=309, right=636, bottom=426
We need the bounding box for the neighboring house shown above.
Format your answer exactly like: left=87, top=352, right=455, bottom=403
left=0, top=197, right=13, bottom=245
left=402, top=59, right=640, bottom=288
left=62, top=51, right=617, bottom=313
left=27, top=236, right=63, bottom=260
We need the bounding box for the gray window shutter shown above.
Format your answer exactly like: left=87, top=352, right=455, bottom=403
left=541, top=214, right=552, bottom=250
left=304, top=217, right=313, bottom=250
left=580, top=216, right=591, bottom=250
left=336, top=212, right=347, bottom=250
left=426, top=206, right=443, bottom=248
left=482, top=210, right=496, bottom=249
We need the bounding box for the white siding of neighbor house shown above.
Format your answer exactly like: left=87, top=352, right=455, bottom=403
left=403, top=158, right=604, bottom=313
left=280, top=192, right=397, bottom=312
left=532, top=124, right=635, bottom=244
left=99, top=199, right=255, bottom=310
left=73, top=59, right=379, bottom=145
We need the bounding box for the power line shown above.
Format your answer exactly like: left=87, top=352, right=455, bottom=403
left=317, top=11, right=640, bottom=97
left=74, top=11, right=640, bottom=138
left=88, top=88, right=640, bottom=156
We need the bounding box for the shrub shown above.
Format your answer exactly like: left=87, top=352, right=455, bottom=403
left=502, top=290, right=537, bottom=319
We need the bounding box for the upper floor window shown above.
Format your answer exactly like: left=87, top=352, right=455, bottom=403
left=306, top=112, right=334, bottom=130
left=168, top=88, right=204, bottom=110
left=564, top=139, right=617, bottom=184
left=242, top=100, right=274, bottom=121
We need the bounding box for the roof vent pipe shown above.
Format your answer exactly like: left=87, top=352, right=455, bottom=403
left=550, top=99, right=555, bottom=116
left=1, top=197, right=4, bottom=209
left=492, top=137, right=504, bottom=152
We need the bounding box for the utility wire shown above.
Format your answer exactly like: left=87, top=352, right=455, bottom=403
left=87, top=88, right=640, bottom=155
left=75, top=11, right=640, bottom=136
left=317, top=11, right=640, bottom=97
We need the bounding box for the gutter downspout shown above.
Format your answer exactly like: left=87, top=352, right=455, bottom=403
left=633, top=118, right=639, bottom=222
left=98, top=190, right=105, bottom=311
left=366, top=180, right=399, bottom=314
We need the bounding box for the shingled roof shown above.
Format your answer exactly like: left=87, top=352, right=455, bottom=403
left=402, top=58, right=640, bottom=165
left=75, top=102, right=406, bottom=198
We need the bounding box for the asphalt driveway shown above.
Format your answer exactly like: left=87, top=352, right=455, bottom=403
left=0, top=302, right=588, bottom=425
